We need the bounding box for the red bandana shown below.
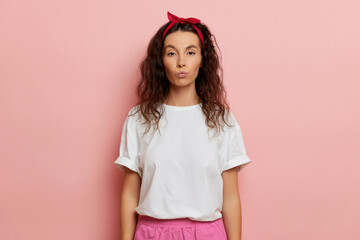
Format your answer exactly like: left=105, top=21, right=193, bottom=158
left=162, top=11, right=205, bottom=51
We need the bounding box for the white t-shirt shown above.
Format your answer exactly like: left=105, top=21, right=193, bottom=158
left=114, top=103, right=252, bottom=221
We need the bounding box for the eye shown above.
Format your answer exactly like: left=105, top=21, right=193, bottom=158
left=188, top=51, right=196, bottom=55
left=167, top=52, right=176, bottom=56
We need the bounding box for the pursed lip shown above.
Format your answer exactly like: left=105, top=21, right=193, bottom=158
left=176, top=71, right=188, bottom=78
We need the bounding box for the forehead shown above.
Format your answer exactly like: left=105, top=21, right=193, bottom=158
left=163, top=31, right=201, bottom=48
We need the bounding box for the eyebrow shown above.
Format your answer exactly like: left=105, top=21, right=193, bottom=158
left=164, top=44, right=199, bottom=50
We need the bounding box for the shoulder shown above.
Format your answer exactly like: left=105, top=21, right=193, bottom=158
left=123, top=104, right=142, bottom=127
left=223, top=109, right=240, bottom=131
left=127, top=104, right=141, bottom=116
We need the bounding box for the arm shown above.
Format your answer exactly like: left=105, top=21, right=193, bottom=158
left=221, top=167, right=242, bottom=240
left=120, top=167, right=142, bottom=240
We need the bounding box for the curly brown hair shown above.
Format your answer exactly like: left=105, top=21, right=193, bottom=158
left=129, top=18, right=235, bottom=137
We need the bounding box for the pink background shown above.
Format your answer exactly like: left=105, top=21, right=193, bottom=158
left=1, top=0, right=359, bottom=239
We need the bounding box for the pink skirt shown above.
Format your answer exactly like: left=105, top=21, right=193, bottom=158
left=134, top=215, right=227, bottom=240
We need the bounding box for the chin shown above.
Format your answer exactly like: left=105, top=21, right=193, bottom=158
left=173, top=82, right=196, bottom=89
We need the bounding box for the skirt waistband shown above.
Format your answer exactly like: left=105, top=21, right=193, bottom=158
left=138, top=215, right=223, bottom=228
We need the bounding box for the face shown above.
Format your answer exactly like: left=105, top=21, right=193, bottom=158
left=162, top=31, right=203, bottom=88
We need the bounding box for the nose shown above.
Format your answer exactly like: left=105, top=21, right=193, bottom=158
left=177, top=62, right=185, bottom=68
left=177, top=53, right=186, bottom=68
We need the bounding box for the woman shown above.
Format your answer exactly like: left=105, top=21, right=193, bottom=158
left=115, top=11, right=252, bottom=240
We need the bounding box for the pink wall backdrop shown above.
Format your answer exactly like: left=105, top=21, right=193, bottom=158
left=1, top=0, right=359, bottom=239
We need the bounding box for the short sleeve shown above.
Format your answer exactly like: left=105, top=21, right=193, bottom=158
left=220, top=117, right=252, bottom=173
left=114, top=110, right=142, bottom=178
